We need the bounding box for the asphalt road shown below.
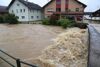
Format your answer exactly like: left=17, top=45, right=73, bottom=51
left=88, top=24, right=100, bottom=67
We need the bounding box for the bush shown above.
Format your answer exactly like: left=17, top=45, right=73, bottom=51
left=49, top=15, right=58, bottom=25
left=68, top=20, right=76, bottom=27
left=4, top=14, right=19, bottom=24
left=42, top=18, right=50, bottom=25
left=0, top=16, right=4, bottom=23
left=75, top=23, right=88, bottom=29
left=57, top=19, right=75, bottom=28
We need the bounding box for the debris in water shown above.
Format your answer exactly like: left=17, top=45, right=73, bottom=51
left=33, top=28, right=88, bottom=67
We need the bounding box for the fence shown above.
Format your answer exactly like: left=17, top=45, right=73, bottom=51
left=87, top=25, right=91, bottom=67
left=0, top=49, right=37, bottom=67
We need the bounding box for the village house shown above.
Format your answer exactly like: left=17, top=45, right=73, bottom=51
left=43, top=0, right=87, bottom=22
left=7, top=0, right=42, bottom=23
left=84, top=9, right=100, bottom=23
left=0, top=0, right=87, bottom=23
left=92, top=9, right=100, bottom=19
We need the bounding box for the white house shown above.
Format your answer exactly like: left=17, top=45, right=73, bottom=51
left=7, top=0, right=42, bottom=23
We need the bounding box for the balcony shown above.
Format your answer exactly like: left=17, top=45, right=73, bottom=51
left=53, top=11, right=84, bottom=15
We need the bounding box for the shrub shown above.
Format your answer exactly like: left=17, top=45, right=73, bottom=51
left=57, top=19, right=75, bottom=28
left=4, top=14, right=19, bottom=24
left=68, top=20, right=76, bottom=27
left=42, top=18, right=50, bottom=25
left=75, top=23, right=88, bottom=29
left=49, top=15, right=58, bottom=25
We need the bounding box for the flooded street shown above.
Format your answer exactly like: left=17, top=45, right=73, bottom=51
left=0, top=24, right=65, bottom=65
left=88, top=24, right=100, bottom=67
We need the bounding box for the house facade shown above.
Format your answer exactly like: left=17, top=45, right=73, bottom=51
left=43, top=0, right=86, bottom=22
left=7, top=0, right=42, bottom=23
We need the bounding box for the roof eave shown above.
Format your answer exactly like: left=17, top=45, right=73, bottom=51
left=42, top=0, right=54, bottom=9
left=76, top=0, right=87, bottom=8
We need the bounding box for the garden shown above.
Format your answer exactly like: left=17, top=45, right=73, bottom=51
left=0, top=14, right=19, bottom=24
left=42, top=15, right=88, bottom=29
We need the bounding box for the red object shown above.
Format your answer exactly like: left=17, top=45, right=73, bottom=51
left=56, top=5, right=61, bottom=8
left=65, top=0, right=68, bottom=9
left=76, top=16, right=82, bottom=21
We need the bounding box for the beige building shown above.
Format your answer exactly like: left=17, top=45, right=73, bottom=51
left=43, top=0, right=87, bottom=22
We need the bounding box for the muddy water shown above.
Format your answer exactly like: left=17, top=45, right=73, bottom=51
left=0, top=24, right=59, bottom=64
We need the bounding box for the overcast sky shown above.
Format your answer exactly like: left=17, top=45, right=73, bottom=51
left=0, top=0, right=100, bottom=12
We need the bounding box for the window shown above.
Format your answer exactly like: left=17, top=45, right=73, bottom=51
left=17, top=4, right=20, bottom=6
left=56, top=8, right=61, bottom=12
left=56, top=0, right=61, bottom=12
left=65, top=8, right=68, bottom=12
left=76, top=16, right=82, bottom=21
left=56, top=1, right=61, bottom=4
left=37, top=16, right=39, bottom=19
left=12, top=10, right=14, bottom=13
left=76, top=8, right=79, bottom=12
left=56, top=0, right=61, bottom=7
left=47, top=8, right=53, bottom=12
left=31, top=16, right=34, bottom=19
left=56, top=0, right=61, bottom=4
left=66, top=0, right=68, bottom=4
left=23, top=9, right=25, bottom=12
left=65, top=0, right=68, bottom=10
left=68, top=9, right=71, bottom=12
left=22, top=16, right=25, bottom=19
left=20, top=9, right=22, bottom=12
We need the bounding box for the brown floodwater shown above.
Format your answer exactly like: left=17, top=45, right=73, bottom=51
left=0, top=24, right=65, bottom=66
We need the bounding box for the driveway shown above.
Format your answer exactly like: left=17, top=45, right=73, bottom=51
left=0, top=24, right=61, bottom=66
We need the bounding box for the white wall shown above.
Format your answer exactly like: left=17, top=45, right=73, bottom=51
left=9, top=0, right=42, bottom=23
left=9, top=0, right=29, bottom=22
left=28, top=9, right=42, bottom=21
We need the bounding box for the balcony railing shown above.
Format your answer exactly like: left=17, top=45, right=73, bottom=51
left=53, top=11, right=84, bottom=15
